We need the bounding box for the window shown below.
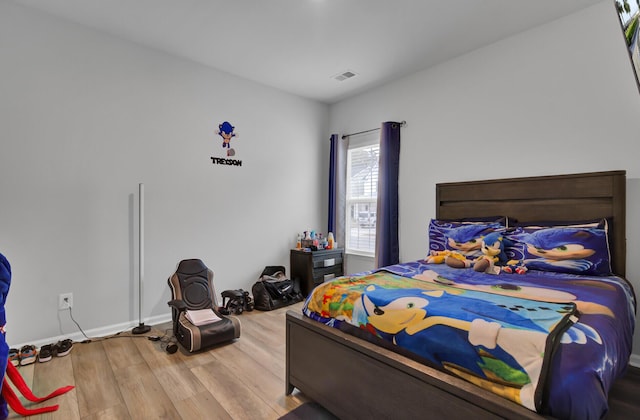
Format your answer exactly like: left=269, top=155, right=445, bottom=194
left=345, top=140, right=379, bottom=256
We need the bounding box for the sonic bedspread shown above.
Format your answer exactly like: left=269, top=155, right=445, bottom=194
left=302, top=261, right=635, bottom=419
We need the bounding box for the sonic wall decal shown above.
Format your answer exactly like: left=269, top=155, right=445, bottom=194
left=211, top=120, right=242, bottom=167
left=218, top=121, right=237, bottom=155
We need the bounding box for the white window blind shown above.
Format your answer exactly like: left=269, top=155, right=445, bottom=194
left=346, top=134, right=379, bottom=256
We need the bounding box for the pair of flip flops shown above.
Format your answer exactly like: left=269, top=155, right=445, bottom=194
left=8, top=345, right=38, bottom=366
left=38, top=339, right=73, bottom=363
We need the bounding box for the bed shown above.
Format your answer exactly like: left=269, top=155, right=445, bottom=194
left=285, top=170, right=635, bottom=419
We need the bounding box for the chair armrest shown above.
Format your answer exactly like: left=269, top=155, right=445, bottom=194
left=167, top=299, right=187, bottom=311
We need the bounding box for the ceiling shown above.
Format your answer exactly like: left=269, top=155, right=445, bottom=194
left=13, top=0, right=603, bottom=104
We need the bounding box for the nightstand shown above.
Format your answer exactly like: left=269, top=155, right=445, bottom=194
left=290, top=248, right=344, bottom=296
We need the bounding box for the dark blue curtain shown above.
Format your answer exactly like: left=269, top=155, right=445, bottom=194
left=327, top=134, right=347, bottom=248
left=328, top=134, right=337, bottom=233
left=375, top=122, right=401, bottom=268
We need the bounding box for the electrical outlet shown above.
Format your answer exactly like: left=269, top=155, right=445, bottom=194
left=58, top=293, right=73, bottom=310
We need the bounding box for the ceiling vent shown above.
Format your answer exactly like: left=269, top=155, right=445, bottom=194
left=333, top=70, right=357, bottom=82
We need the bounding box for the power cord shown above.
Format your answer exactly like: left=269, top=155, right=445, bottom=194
left=64, top=306, right=164, bottom=344
left=63, top=307, right=179, bottom=353
left=158, top=328, right=178, bottom=353
left=67, top=306, right=90, bottom=341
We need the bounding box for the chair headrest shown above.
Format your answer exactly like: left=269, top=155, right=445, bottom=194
left=176, top=259, right=208, bottom=275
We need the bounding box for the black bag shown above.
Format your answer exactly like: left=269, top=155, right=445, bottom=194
left=252, top=266, right=303, bottom=311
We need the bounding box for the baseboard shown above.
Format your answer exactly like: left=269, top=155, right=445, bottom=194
left=12, top=313, right=173, bottom=350
left=630, top=353, right=640, bottom=368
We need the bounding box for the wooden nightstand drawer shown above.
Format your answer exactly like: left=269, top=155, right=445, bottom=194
left=312, top=254, right=343, bottom=269
left=312, top=265, right=343, bottom=282
left=290, top=248, right=344, bottom=296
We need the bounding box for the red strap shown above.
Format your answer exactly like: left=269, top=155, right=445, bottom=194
left=2, top=378, right=60, bottom=416
left=2, top=361, right=74, bottom=416
left=5, top=362, right=74, bottom=403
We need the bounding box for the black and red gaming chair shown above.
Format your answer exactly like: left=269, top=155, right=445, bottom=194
left=167, top=259, right=240, bottom=352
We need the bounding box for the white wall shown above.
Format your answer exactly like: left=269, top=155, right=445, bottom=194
left=331, top=1, right=640, bottom=362
left=0, top=2, right=329, bottom=345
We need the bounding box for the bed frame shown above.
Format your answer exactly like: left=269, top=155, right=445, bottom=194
left=286, top=170, right=626, bottom=419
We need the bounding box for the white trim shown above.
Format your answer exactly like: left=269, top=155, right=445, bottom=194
left=629, top=353, right=640, bottom=368
left=11, top=312, right=172, bottom=350
left=346, top=250, right=374, bottom=258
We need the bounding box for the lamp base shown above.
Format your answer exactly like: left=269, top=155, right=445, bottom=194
left=132, top=323, right=151, bottom=335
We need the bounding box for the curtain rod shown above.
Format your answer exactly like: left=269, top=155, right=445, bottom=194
left=341, top=120, right=406, bottom=139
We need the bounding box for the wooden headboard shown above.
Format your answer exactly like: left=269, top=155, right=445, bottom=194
left=436, top=170, right=626, bottom=277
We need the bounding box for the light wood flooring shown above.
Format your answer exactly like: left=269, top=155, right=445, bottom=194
left=8, top=302, right=309, bottom=420
left=7, top=301, right=640, bottom=419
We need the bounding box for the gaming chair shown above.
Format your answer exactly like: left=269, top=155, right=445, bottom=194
left=167, top=259, right=240, bottom=353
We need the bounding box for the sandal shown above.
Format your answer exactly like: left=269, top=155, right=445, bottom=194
left=54, top=339, right=73, bottom=357
left=38, top=344, right=53, bottom=363
left=9, top=348, right=20, bottom=367
left=19, top=345, right=37, bottom=366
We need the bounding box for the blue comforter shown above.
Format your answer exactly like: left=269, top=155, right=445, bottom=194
left=303, top=261, right=635, bottom=419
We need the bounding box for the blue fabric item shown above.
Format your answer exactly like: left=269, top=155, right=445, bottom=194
left=428, top=219, right=505, bottom=260
left=0, top=253, right=9, bottom=327
left=327, top=134, right=338, bottom=233
left=304, top=260, right=635, bottom=419
left=0, top=252, right=11, bottom=419
left=327, top=133, right=347, bottom=249
left=506, top=222, right=612, bottom=275
left=375, top=122, right=401, bottom=268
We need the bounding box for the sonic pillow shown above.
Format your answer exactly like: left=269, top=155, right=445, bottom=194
left=428, top=218, right=505, bottom=261
left=505, top=220, right=612, bottom=275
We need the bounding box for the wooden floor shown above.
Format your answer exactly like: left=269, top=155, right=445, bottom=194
left=607, top=363, right=640, bottom=419
left=8, top=302, right=310, bottom=420
left=7, top=301, right=640, bottom=419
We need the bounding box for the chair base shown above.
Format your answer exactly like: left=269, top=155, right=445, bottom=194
left=177, top=315, right=240, bottom=352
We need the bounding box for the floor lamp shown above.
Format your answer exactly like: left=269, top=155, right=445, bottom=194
left=133, top=183, right=151, bottom=334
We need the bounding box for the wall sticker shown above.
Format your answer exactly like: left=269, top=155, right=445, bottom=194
left=211, top=120, right=242, bottom=167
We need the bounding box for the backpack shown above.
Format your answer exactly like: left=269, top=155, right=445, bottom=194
left=252, top=266, right=303, bottom=311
